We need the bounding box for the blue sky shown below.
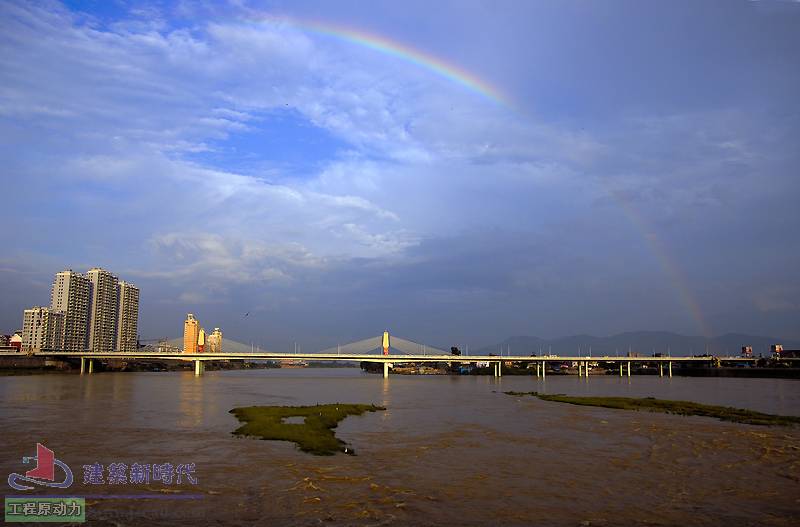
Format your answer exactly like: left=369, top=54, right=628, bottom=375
left=1, top=0, right=799, bottom=350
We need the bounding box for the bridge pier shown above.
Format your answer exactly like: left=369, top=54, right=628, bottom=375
left=659, top=362, right=663, bottom=377
left=585, top=360, right=589, bottom=378
left=88, top=359, right=94, bottom=374
left=669, top=361, right=672, bottom=378
left=194, top=360, right=204, bottom=376
left=383, top=362, right=389, bottom=379
left=578, top=362, right=582, bottom=377
left=493, top=361, right=502, bottom=377
left=627, top=361, right=631, bottom=377
left=80, top=357, right=85, bottom=374
left=542, top=361, right=546, bottom=379
left=619, top=363, right=622, bottom=377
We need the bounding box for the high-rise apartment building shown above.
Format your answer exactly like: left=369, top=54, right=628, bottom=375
left=183, top=313, right=200, bottom=354
left=116, top=281, right=139, bottom=353
left=208, top=328, right=223, bottom=353
left=22, top=267, right=141, bottom=353
left=21, top=307, right=65, bottom=352
left=87, top=268, right=119, bottom=353
left=50, top=270, right=91, bottom=352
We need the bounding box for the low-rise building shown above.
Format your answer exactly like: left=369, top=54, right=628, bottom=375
left=10, top=333, right=22, bottom=351
left=0, top=334, right=15, bottom=352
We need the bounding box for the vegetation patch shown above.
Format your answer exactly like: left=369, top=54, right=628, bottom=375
left=503, top=391, right=800, bottom=427
left=229, top=403, right=385, bottom=455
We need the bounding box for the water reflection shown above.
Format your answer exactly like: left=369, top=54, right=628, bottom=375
left=80, top=373, right=97, bottom=402
left=178, top=372, right=206, bottom=428
left=380, top=377, right=391, bottom=422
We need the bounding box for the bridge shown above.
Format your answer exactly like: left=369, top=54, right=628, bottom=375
left=9, top=331, right=766, bottom=378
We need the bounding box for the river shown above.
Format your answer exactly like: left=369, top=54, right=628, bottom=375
left=1, top=369, right=798, bottom=526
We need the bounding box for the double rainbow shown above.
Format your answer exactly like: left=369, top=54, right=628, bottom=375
left=242, top=13, right=711, bottom=337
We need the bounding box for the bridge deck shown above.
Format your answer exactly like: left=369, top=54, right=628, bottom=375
left=14, top=351, right=767, bottom=363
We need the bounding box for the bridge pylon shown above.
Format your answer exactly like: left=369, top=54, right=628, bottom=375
left=382, top=331, right=390, bottom=356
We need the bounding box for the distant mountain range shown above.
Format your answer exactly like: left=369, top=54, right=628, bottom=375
left=473, top=331, right=800, bottom=357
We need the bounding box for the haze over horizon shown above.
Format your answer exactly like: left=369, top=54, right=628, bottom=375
left=2, top=1, right=799, bottom=352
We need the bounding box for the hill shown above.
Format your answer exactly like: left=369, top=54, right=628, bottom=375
left=474, top=331, right=800, bottom=357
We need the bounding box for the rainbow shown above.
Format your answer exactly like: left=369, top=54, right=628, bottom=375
left=244, top=14, right=510, bottom=107
left=609, top=190, right=713, bottom=338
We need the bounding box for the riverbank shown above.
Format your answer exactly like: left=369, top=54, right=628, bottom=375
left=672, top=367, right=800, bottom=378
left=362, top=362, right=800, bottom=379
left=0, top=366, right=68, bottom=376
left=0, top=356, right=279, bottom=375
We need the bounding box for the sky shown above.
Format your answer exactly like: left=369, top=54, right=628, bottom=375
left=1, top=0, right=798, bottom=351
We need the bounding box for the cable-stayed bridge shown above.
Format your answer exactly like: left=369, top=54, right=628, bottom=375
left=315, top=334, right=448, bottom=357
left=160, top=333, right=448, bottom=356
left=22, top=330, right=761, bottom=378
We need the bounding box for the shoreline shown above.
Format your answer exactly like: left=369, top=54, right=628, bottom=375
left=2, top=357, right=798, bottom=379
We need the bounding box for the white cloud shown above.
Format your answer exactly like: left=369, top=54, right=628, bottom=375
left=144, top=232, right=303, bottom=285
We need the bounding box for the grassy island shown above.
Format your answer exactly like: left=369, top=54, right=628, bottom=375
left=229, top=403, right=385, bottom=455
left=503, top=391, right=800, bottom=427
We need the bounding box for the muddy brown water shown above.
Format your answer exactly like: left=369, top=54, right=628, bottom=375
left=1, top=369, right=798, bottom=526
